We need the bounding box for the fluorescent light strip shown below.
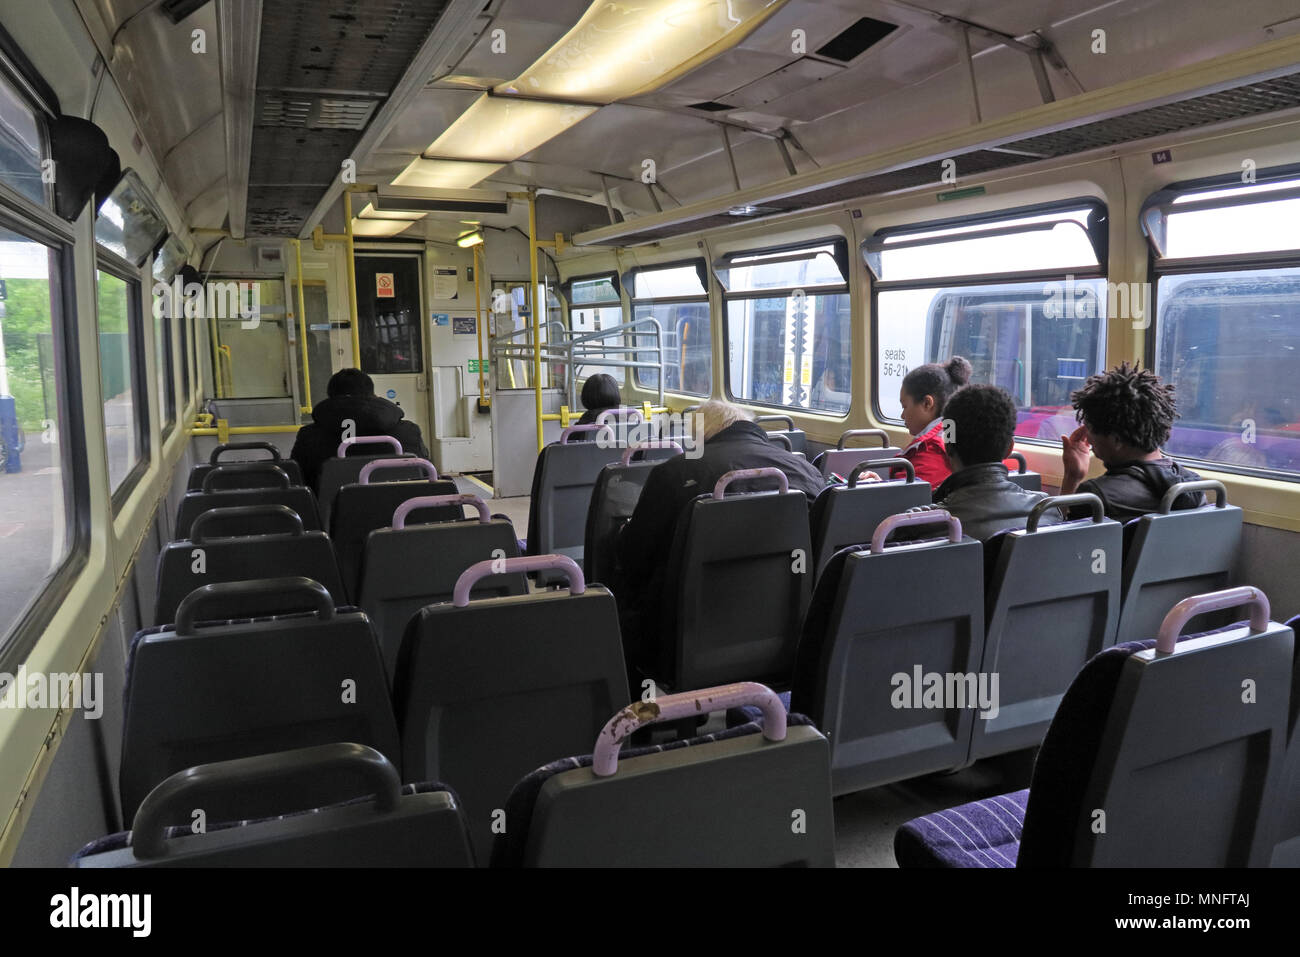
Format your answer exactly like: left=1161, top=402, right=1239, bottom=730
left=357, top=202, right=426, bottom=221
left=351, top=218, right=417, bottom=237
left=423, top=95, right=597, bottom=163
left=393, top=158, right=507, bottom=189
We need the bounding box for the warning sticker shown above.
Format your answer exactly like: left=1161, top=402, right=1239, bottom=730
left=376, top=273, right=395, bottom=298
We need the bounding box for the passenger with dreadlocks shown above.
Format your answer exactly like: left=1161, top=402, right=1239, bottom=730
left=1059, top=362, right=1205, bottom=522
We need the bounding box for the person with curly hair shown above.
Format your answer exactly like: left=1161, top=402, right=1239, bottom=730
left=1059, top=362, right=1204, bottom=521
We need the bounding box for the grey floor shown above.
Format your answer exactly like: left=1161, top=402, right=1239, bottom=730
left=449, top=474, right=1037, bottom=867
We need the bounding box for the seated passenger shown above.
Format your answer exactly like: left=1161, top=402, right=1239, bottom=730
left=1059, top=362, right=1204, bottom=522
left=899, top=357, right=972, bottom=486
left=571, top=373, right=624, bottom=441
left=290, top=368, right=429, bottom=492
left=911, top=384, right=1063, bottom=541
left=615, top=399, right=825, bottom=664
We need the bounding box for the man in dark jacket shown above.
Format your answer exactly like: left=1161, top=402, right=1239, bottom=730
left=1059, top=362, right=1204, bottom=522
left=909, top=384, right=1063, bottom=541
left=615, top=399, right=825, bottom=672
left=290, top=368, right=429, bottom=492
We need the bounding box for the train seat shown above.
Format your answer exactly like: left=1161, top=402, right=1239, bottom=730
left=490, top=683, right=835, bottom=867
left=1004, top=452, right=1041, bottom=491
left=357, top=494, right=527, bottom=679
left=75, top=744, right=474, bottom=867
left=968, top=494, right=1122, bottom=761
left=789, top=511, right=985, bottom=795
left=187, top=441, right=304, bottom=490
left=328, top=457, right=459, bottom=600
left=582, top=441, right=682, bottom=590
left=122, top=580, right=400, bottom=827
left=812, top=429, right=903, bottom=480
left=1115, top=481, right=1243, bottom=642
left=895, top=587, right=1291, bottom=867
left=648, top=468, right=812, bottom=691
left=1272, top=613, right=1300, bottom=866
left=315, top=436, right=421, bottom=522
left=754, top=414, right=807, bottom=455
left=153, top=506, right=345, bottom=625
left=524, top=425, right=626, bottom=580
left=809, top=457, right=931, bottom=581
left=393, top=555, right=628, bottom=864
left=174, top=472, right=321, bottom=540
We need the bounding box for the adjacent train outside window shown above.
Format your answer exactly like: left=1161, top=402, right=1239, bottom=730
left=629, top=260, right=712, bottom=397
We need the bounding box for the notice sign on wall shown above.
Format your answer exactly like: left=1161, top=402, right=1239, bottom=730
left=376, top=273, right=395, bottom=298
left=453, top=316, right=476, bottom=335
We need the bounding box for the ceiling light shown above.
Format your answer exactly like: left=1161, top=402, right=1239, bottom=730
left=457, top=230, right=485, bottom=248
left=393, top=158, right=506, bottom=190
left=351, top=218, right=410, bottom=237
left=357, top=202, right=425, bottom=221
left=424, top=95, right=596, bottom=163
left=497, top=0, right=788, bottom=102
left=375, top=185, right=509, bottom=214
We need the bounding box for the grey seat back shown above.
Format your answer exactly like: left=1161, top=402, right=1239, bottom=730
left=358, top=494, right=527, bottom=679
left=492, top=683, right=834, bottom=867
left=1068, top=588, right=1291, bottom=866
left=525, top=425, right=625, bottom=568
left=969, top=494, right=1121, bottom=762
left=790, top=511, right=984, bottom=795
left=122, top=580, right=400, bottom=825
left=658, top=469, right=813, bottom=690
left=188, top=442, right=303, bottom=490
left=393, top=556, right=628, bottom=864
left=328, top=457, right=459, bottom=600
left=809, top=458, right=931, bottom=580
left=75, top=744, right=474, bottom=868
left=755, top=414, right=807, bottom=455
left=153, top=506, right=345, bottom=625
left=582, top=442, right=682, bottom=588
left=814, top=429, right=902, bottom=479
left=1271, top=612, right=1300, bottom=866
left=174, top=473, right=321, bottom=539
left=1116, top=481, right=1242, bottom=642
left=316, top=435, right=418, bottom=523
left=1004, top=451, right=1041, bottom=491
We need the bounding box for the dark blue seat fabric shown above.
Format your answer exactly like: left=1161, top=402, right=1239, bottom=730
left=491, top=713, right=818, bottom=868
left=894, top=789, right=1030, bottom=868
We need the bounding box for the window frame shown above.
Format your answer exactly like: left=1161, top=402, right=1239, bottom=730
left=1143, top=166, right=1300, bottom=483
left=95, top=247, right=151, bottom=511
left=624, top=258, right=711, bottom=397
left=718, top=236, right=852, bottom=416
left=0, top=55, right=90, bottom=671
left=866, top=199, right=1109, bottom=432
left=562, top=270, right=627, bottom=386
left=151, top=243, right=179, bottom=437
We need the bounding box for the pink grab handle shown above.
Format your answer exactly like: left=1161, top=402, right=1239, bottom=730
left=1155, top=586, right=1271, bottom=654
left=621, top=441, right=683, bottom=465
left=452, top=554, right=585, bottom=607
left=870, top=510, right=963, bottom=553
left=595, top=407, right=643, bottom=426
left=336, top=435, right=403, bottom=457
left=392, top=494, right=490, bottom=529
left=560, top=424, right=615, bottom=444
left=712, top=467, right=788, bottom=499
left=591, top=682, right=786, bottom=777
left=358, top=457, right=438, bottom=484
left=838, top=428, right=890, bottom=450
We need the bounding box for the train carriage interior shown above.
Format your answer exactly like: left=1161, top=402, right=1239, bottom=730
left=0, top=0, right=1299, bottom=889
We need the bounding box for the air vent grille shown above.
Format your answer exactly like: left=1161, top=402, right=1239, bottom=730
left=816, top=17, right=899, bottom=63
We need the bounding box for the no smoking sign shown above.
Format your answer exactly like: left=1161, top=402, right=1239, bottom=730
left=376, top=273, right=395, bottom=298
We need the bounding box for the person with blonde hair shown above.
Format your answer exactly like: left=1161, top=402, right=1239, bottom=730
left=615, top=399, right=824, bottom=664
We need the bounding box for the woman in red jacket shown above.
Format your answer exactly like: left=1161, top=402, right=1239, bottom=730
left=899, top=356, right=972, bottom=487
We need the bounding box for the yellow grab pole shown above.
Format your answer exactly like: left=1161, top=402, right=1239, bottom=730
left=474, top=243, right=486, bottom=405
left=343, top=191, right=361, bottom=368
left=292, top=239, right=312, bottom=413
left=528, top=188, right=542, bottom=451
left=209, top=312, right=224, bottom=398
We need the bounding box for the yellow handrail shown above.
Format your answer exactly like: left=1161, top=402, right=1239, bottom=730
left=292, top=238, right=312, bottom=413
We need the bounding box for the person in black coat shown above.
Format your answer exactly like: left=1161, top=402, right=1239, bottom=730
left=290, top=368, right=429, bottom=492
left=575, top=373, right=622, bottom=426
left=614, top=399, right=825, bottom=674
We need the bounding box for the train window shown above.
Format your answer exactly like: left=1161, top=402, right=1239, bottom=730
left=0, top=223, right=77, bottom=642
left=866, top=202, right=1108, bottom=440
left=719, top=239, right=851, bottom=414
left=0, top=71, right=47, bottom=207
left=628, top=261, right=711, bottom=396
left=94, top=171, right=168, bottom=266
left=150, top=259, right=176, bottom=435
left=96, top=263, right=148, bottom=497
left=1144, top=172, right=1300, bottom=476
left=566, top=272, right=625, bottom=385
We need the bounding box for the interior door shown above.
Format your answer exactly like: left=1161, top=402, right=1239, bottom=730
left=354, top=254, right=428, bottom=440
